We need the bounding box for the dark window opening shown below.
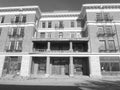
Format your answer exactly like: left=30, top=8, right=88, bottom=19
left=48, top=21, right=52, bottom=28
left=73, top=41, right=88, bottom=52
left=51, top=41, right=69, bottom=51
left=33, top=41, right=47, bottom=52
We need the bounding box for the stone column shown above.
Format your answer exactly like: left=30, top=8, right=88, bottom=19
left=69, top=56, right=74, bottom=77
left=47, top=42, right=50, bottom=51
left=0, top=56, right=5, bottom=77
left=20, top=56, right=31, bottom=77
left=45, top=56, right=50, bottom=77
left=89, top=56, right=102, bottom=78
left=70, top=41, right=73, bottom=52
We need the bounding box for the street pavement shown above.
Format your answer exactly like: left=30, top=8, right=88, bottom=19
left=0, top=76, right=120, bottom=90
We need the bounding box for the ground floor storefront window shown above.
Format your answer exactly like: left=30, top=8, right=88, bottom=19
left=100, top=57, right=120, bottom=75
left=2, top=56, right=21, bottom=76
left=31, top=57, right=46, bottom=75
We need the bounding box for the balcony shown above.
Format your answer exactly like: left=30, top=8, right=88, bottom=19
left=32, top=41, right=89, bottom=54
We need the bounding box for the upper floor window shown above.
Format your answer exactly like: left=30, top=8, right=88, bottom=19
left=40, top=32, right=45, bottom=38
left=71, top=21, right=75, bottom=28
left=48, top=21, right=52, bottom=28
left=8, top=27, right=24, bottom=38
left=0, top=16, right=5, bottom=23
left=99, top=40, right=107, bottom=52
left=5, top=41, right=23, bottom=52
left=15, top=16, right=20, bottom=23
left=97, top=26, right=104, bottom=36
left=70, top=33, right=75, bottom=38
left=105, top=26, right=113, bottom=34
left=59, top=21, right=64, bottom=28
left=42, top=22, right=46, bottom=28
left=21, top=15, right=26, bottom=23
left=11, top=15, right=26, bottom=23
left=108, top=40, right=115, bottom=51
left=59, top=32, right=63, bottom=38
left=96, top=13, right=103, bottom=21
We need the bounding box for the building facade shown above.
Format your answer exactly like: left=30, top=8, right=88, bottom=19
left=0, top=4, right=120, bottom=78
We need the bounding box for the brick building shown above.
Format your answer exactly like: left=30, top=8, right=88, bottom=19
left=0, top=4, right=120, bottom=78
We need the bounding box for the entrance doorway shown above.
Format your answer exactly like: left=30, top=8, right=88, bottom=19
left=73, top=57, right=89, bottom=76
left=51, top=57, right=69, bottom=75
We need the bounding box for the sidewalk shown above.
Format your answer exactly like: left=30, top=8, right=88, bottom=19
left=0, top=76, right=120, bottom=86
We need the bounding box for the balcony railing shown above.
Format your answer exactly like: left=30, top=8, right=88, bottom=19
left=33, top=49, right=47, bottom=52
left=99, top=46, right=119, bottom=52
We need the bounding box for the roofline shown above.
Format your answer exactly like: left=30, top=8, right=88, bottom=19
left=83, top=3, right=120, bottom=7
left=0, top=5, right=40, bottom=10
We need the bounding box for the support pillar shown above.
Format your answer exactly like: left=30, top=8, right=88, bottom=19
left=47, top=42, right=50, bottom=51
left=70, top=41, right=73, bottom=52
left=69, top=56, right=74, bottom=77
left=0, top=56, right=5, bottom=77
left=20, top=56, right=31, bottom=77
left=89, top=56, right=102, bottom=78
left=45, top=56, right=50, bottom=77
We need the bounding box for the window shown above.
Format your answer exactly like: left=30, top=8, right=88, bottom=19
left=100, top=57, right=120, bottom=75
left=40, top=32, right=45, bottom=38
left=42, top=22, right=46, bottom=28
left=16, top=41, right=22, bottom=51
left=19, top=27, right=24, bottom=37
left=15, top=16, right=20, bottom=23
left=0, top=16, right=5, bottom=23
left=71, top=21, right=75, bottom=27
left=59, top=32, right=63, bottom=38
left=6, top=41, right=22, bottom=52
left=13, top=28, right=18, bottom=36
left=97, top=26, right=104, bottom=36
left=59, top=21, right=64, bottom=28
left=96, top=13, right=103, bottom=21
left=104, top=13, right=109, bottom=21
left=48, top=32, right=51, bottom=38
left=108, top=40, right=115, bottom=51
left=21, top=15, right=26, bottom=23
left=48, top=21, right=52, bottom=28
left=71, top=33, right=75, bottom=38
left=99, top=40, right=106, bottom=52
left=105, top=26, right=113, bottom=36
left=10, top=41, right=15, bottom=51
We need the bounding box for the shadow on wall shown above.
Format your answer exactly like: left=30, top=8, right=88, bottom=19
left=74, top=80, right=120, bottom=90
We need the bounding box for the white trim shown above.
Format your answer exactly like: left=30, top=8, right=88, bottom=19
left=83, top=3, right=120, bottom=7
left=86, top=9, right=120, bottom=12
left=0, top=24, right=35, bottom=27
left=0, top=6, right=39, bottom=10
left=40, top=17, right=78, bottom=21
left=0, top=54, right=119, bottom=56
left=0, top=11, right=36, bottom=15
left=87, top=22, right=120, bottom=25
